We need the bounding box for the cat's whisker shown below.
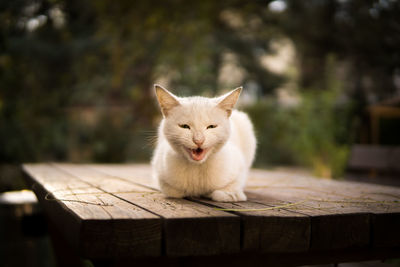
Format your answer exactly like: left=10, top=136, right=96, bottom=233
left=138, top=130, right=159, bottom=149
left=145, top=136, right=158, bottom=148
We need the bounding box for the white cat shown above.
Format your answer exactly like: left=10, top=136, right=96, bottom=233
left=151, top=85, right=256, bottom=202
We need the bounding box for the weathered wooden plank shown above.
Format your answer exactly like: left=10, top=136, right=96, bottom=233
left=23, top=164, right=162, bottom=259
left=245, top=191, right=371, bottom=251
left=248, top=168, right=400, bottom=206
left=193, top=199, right=311, bottom=253
left=91, top=164, right=312, bottom=253
left=246, top=170, right=400, bottom=250
left=24, top=164, right=400, bottom=264
left=245, top=179, right=372, bottom=251
left=96, top=164, right=400, bottom=249
left=53, top=163, right=240, bottom=257
left=249, top=172, right=400, bottom=247
left=324, top=180, right=400, bottom=248
left=246, top=172, right=367, bottom=251
left=93, top=164, right=400, bottom=252
left=88, top=164, right=157, bottom=189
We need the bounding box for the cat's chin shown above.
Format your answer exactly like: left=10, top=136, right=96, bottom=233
left=184, top=147, right=210, bottom=163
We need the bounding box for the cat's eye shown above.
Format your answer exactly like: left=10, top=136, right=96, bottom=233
left=179, top=124, right=190, bottom=129
left=207, top=125, right=217, bottom=129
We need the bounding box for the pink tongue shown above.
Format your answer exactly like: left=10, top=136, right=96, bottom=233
left=191, top=149, right=205, bottom=161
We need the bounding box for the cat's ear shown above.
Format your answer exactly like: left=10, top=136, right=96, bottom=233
left=154, top=84, right=180, bottom=116
left=217, top=87, right=242, bottom=117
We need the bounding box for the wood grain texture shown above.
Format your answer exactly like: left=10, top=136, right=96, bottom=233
left=246, top=169, right=400, bottom=250
left=53, top=163, right=240, bottom=257
left=23, top=163, right=400, bottom=261
left=245, top=191, right=371, bottom=251
left=23, top=164, right=161, bottom=259
left=91, top=164, right=311, bottom=253
left=193, top=199, right=311, bottom=253
left=89, top=164, right=400, bottom=252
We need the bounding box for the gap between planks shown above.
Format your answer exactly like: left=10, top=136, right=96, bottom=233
left=51, top=163, right=241, bottom=256
left=88, top=164, right=313, bottom=253
left=88, top=164, right=400, bottom=251
left=23, top=163, right=162, bottom=258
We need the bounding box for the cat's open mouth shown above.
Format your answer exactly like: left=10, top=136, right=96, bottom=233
left=187, top=147, right=208, bottom=161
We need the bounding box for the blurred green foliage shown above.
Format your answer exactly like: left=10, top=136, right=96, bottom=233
left=246, top=88, right=352, bottom=178
left=0, top=0, right=399, bottom=182
left=0, top=0, right=284, bottom=164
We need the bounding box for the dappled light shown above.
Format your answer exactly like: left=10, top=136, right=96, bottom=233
left=1, top=0, right=399, bottom=180
left=1, top=1, right=400, bottom=266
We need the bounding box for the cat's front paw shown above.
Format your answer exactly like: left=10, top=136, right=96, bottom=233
left=210, top=190, right=247, bottom=202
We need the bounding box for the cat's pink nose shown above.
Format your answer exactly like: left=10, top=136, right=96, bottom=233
left=193, top=139, right=204, bottom=147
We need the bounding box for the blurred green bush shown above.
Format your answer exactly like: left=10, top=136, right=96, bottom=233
left=246, top=88, right=352, bottom=178
left=1, top=0, right=399, bottom=187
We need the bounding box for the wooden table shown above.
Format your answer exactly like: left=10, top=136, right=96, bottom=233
left=23, top=163, right=400, bottom=266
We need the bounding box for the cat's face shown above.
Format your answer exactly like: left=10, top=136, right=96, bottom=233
left=155, top=85, right=241, bottom=164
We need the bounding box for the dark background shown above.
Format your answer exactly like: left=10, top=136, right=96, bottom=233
left=1, top=0, right=400, bottom=185
left=1, top=1, right=400, bottom=266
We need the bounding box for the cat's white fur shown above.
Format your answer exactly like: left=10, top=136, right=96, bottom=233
left=151, top=85, right=256, bottom=202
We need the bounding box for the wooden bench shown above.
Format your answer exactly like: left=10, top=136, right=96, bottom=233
left=348, top=144, right=400, bottom=173
left=347, top=144, right=400, bottom=187
left=22, top=163, right=400, bottom=266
